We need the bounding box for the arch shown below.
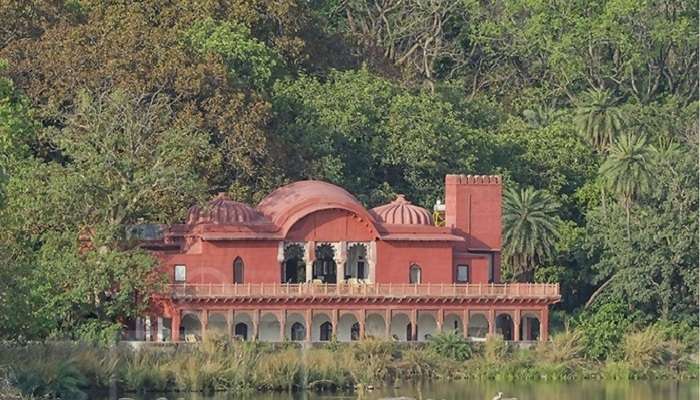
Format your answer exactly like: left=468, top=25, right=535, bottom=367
left=444, top=313, right=464, bottom=335
left=338, top=313, right=359, bottom=342
left=233, top=257, right=244, bottom=283
left=259, top=313, right=281, bottom=342
left=311, top=312, right=332, bottom=342
left=206, top=312, right=228, bottom=335
left=390, top=313, right=411, bottom=341
left=496, top=313, right=514, bottom=341
left=286, top=313, right=306, bottom=341
left=417, top=312, right=438, bottom=341
left=233, top=312, right=253, bottom=341
left=234, top=323, right=248, bottom=340
left=181, top=313, right=202, bottom=341
left=365, top=313, right=386, bottom=339
left=346, top=243, right=368, bottom=280
left=313, top=243, right=337, bottom=283
left=409, top=264, right=422, bottom=284
left=521, top=313, right=541, bottom=341
left=283, top=243, right=305, bottom=283
left=291, top=322, right=306, bottom=341
left=468, top=313, right=489, bottom=339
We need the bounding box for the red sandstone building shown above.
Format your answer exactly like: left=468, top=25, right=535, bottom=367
left=136, top=175, right=560, bottom=343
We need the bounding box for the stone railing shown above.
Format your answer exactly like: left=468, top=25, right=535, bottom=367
left=168, top=282, right=560, bottom=300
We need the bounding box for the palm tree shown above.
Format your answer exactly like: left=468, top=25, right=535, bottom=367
left=575, top=88, right=626, bottom=153
left=598, top=134, right=655, bottom=238
left=502, top=187, right=561, bottom=281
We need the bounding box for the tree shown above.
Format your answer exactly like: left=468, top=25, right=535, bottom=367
left=575, top=88, right=626, bottom=153
left=502, top=186, right=561, bottom=281
left=599, top=134, right=655, bottom=238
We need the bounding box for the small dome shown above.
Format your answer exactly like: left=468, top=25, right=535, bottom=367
left=370, top=195, right=433, bottom=225
left=187, top=193, right=267, bottom=225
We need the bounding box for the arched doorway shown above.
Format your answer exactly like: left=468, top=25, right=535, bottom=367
left=207, top=313, right=227, bottom=335
left=521, top=314, right=541, bottom=341
left=496, top=314, right=514, bottom=341
left=338, top=313, right=359, bottom=342
left=283, top=244, right=305, bottom=283
left=444, top=313, right=464, bottom=335
left=319, top=321, right=332, bottom=341
left=346, top=243, right=368, bottom=280
left=291, top=322, right=306, bottom=341
left=390, top=313, right=410, bottom=341
left=417, top=312, right=437, bottom=341
left=365, top=313, right=386, bottom=339
left=313, top=243, right=337, bottom=283
left=234, top=322, right=248, bottom=340
left=259, top=313, right=281, bottom=342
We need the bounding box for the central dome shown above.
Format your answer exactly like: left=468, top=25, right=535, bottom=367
left=370, top=195, right=433, bottom=225
left=187, top=193, right=268, bottom=225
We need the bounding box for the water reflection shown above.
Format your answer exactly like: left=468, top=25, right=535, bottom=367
left=107, top=380, right=698, bottom=400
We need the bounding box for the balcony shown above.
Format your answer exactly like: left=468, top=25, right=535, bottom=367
left=168, top=282, right=560, bottom=303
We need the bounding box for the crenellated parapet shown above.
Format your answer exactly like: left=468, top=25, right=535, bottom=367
left=445, top=174, right=501, bottom=185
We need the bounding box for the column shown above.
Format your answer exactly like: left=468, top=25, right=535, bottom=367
left=226, top=310, right=233, bottom=340
left=157, top=317, right=164, bottom=342
left=410, top=309, right=417, bottom=341
left=305, top=309, right=312, bottom=342
left=541, top=308, right=549, bottom=342
left=201, top=310, right=208, bottom=339
left=279, top=310, right=287, bottom=342
left=171, top=310, right=181, bottom=342
left=513, top=309, right=521, bottom=342
left=253, top=310, right=260, bottom=341
left=145, top=316, right=152, bottom=341
left=305, top=241, right=315, bottom=282
left=462, top=309, right=469, bottom=338
left=335, top=242, right=347, bottom=283
left=436, top=309, right=444, bottom=334
left=359, top=309, right=366, bottom=339
left=385, top=309, right=391, bottom=339
left=135, top=318, right=144, bottom=340
left=488, top=309, right=495, bottom=336
left=331, top=309, right=338, bottom=339
left=523, top=316, right=531, bottom=341
left=367, top=241, right=377, bottom=283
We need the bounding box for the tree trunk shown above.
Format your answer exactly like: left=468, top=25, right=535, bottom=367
left=585, top=274, right=617, bottom=309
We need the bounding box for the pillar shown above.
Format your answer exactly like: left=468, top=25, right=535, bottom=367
left=367, top=241, right=377, bottom=283
left=541, top=308, right=549, bottom=342
left=513, top=309, right=521, bottom=342
left=305, top=309, right=312, bottom=342
left=359, top=309, right=366, bottom=339
left=436, top=309, right=444, bottom=334
left=226, top=310, right=233, bottom=340
left=253, top=310, right=260, bottom=340
left=462, top=309, right=469, bottom=338
left=410, top=309, right=417, bottom=341
left=385, top=309, right=391, bottom=339
left=523, top=316, right=531, bottom=341
left=305, top=241, right=315, bottom=282
left=335, top=242, right=347, bottom=283
left=331, top=309, right=338, bottom=339
left=488, top=309, right=495, bottom=336
left=157, top=317, right=164, bottom=342
left=145, top=316, right=152, bottom=342
left=279, top=310, right=287, bottom=341
left=171, top=310, right=181, bottom=342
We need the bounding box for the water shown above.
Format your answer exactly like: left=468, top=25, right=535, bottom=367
left=107, top=380, right=698, bottom=400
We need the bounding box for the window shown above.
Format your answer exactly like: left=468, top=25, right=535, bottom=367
left=233, top=257, right=244, bottom=283
left=456, top=265, right=469, bottom=283
left=409, top=264, right=421, bottom=284
left=174, top=265, right=186, bottom=282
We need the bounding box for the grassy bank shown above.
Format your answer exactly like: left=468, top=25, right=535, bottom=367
left=1, top=329, right=697, bottom=400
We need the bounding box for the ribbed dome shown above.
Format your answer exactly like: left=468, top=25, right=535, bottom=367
left=187, top=193, right=267, bottom=225
left=370, top=195, right=433, bottom=225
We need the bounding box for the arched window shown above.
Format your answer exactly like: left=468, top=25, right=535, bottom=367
left=319, top=321, right=332, bottom=341
left=409, top=264, right=421, bottom=284
left=291, top=322, right=306, bottom=341
left=233, top=257, right=244, bottom=283
left=234, top=323, right=248, bottom=340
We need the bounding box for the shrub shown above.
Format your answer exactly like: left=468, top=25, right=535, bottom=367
left=536, top=330, right=585, bottom=366
left=14, top=358, right=88, bottom=400
left=483, top=334, right=509, bottom=362
left=428, top=332, right=472, bottom=361
left=575, top=301, right=640, bottom=360
left=254, top=348, right=301, bottom=390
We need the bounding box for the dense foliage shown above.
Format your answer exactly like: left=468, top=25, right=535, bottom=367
left=0, top=0, right=696, bottom=354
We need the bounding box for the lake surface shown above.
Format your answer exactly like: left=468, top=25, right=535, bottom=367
left=108, top=380, right=698, bottom=400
